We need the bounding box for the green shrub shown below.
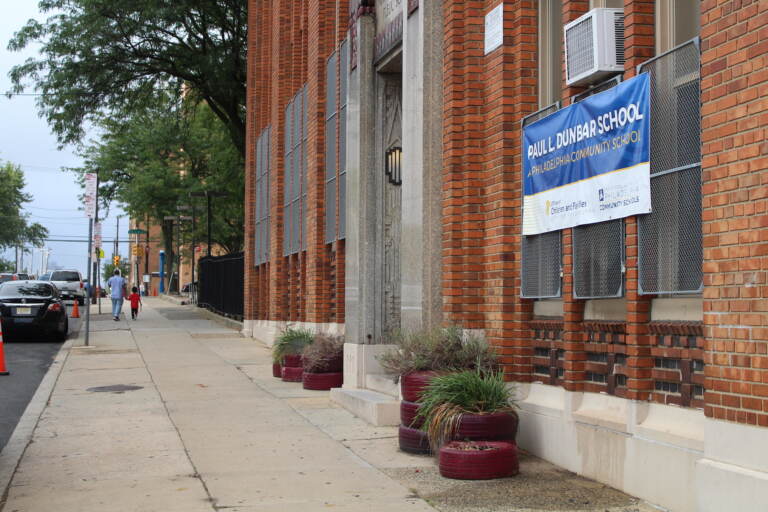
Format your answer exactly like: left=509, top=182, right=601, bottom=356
left=377, top=326, right=498, bottom=377
left=301, top=334, right=344, bottom=373
left=272, top=327, right=314, bottom=363
left=416, top=370, right=516, bottom=450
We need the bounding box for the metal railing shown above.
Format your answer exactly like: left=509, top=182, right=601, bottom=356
left=197, top=252, right=244, bottom=320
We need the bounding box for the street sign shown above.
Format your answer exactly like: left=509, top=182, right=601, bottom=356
left=128, top=228, right=148, bottom=235
left=84, top=173, right=97, bottom=218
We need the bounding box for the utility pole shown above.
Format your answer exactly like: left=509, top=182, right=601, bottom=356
left=94, top=174, right=102, bottom=313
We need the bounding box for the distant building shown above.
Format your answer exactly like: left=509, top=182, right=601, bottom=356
left=244, top=1, right=768, bottom=510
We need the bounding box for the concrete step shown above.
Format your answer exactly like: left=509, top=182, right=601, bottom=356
left=330, top=388, right=400, bottom=426
left=365, top=373, right=399, bottom=398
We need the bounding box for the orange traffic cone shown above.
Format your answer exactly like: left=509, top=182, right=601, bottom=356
left=0, top=318, right=9, bottom=375
left=71, top=300, right=80, bottom=319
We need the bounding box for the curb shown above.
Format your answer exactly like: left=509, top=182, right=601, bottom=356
left=0, top=338, right=72, bottom=507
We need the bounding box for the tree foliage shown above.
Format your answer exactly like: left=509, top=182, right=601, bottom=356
left=8, top=0, right=247, bottom=155
left=102, top=260, right=130, bottom=283
left=71, top=91, right=244, bottom=291
left=0, top=161, right=48, bottom=249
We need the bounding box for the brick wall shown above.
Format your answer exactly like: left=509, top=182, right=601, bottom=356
left=245, top=0, right=347, bottom=326
left=701, top=0, right=768, bottom=426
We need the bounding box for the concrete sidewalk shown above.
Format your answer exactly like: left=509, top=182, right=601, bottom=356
left=0, top=299, right=655, bottom=512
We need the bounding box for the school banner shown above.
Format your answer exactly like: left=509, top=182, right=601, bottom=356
left=522, top=73, right=651, bottom=235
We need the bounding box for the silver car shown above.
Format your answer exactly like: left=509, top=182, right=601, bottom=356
left=49, top=270, right=86, bottom=304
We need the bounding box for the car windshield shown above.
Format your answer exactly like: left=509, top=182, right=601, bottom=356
left=0, top=282, right=54, bottom=298
left=51, top=271, right=80, bottom=282
left=38, top=273, right=51, bottom=281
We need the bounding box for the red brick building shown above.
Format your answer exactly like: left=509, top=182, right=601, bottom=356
left=245, top=1, right=768, bottom=509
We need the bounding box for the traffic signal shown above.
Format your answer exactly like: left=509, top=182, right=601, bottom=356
left=113, top=255, right=120, bottom=266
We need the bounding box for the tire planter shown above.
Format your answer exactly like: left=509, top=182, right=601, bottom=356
left=398, top=425, right=431, bottom=455
left=272, top=363, right=282, bottom=378
left=454, top=412, right=519, bottom=442
left=400, top=371, right=438, bottom=402
left=281, top=366, right=303, bottom=382
left=282, top=354, right=303, bottom=368
left=400, top=400, right=424, bottom=429
left=302, top=371, right=344, bottom=390
left=439, top=441, right=519, bottom=480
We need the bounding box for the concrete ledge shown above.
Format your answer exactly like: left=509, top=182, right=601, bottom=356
left=365, top=374, right=399, bottom=398
left=330, top=388, right=400, bottom=426
left=197, top=307, right=244, bottom=332
left=159, top=293, right=188, bottom=306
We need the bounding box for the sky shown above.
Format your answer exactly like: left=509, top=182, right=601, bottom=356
left=0, top=3, right=128, bottom=279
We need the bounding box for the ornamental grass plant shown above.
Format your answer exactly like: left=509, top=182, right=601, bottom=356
left=272, top=327, right=314, bottom=364
left=301, top=334, right=344, bottom=373
left=415, top=370, right=517, bottom=451
left=377, top=326, right=498, bottom=377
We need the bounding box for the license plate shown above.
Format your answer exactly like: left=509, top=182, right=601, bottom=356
left=15, top=307, right=31, bottom=315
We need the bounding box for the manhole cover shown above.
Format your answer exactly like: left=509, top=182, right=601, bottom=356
left=87, top=385, right=144, bottom=393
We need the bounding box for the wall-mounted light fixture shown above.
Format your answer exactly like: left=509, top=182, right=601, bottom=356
left=385, top=147, right=402, bottom=186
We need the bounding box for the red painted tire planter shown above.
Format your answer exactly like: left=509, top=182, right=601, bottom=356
left=400, top=371, right=438, bottom=402
left=281, top=366, right=303, bottom=382
left=454, top=412, right=519, bottom=442
left=302, top=371, right=344, bottom=390
left=400, top=400, right=424, bottom=429
left=272, top=363, right=282, bottom=378
left=398, top=425, right=431, bottom=455
left=439, top=441, right=519, bottom=480
left=282, top=354, right=303, bottom=368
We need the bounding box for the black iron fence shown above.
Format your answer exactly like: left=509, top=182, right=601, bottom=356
left=197, top=252, right=244, bottom=320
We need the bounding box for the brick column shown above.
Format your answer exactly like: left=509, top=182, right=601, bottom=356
left=622, top=0, right=654, bottom=400
left=701, top=0, right=768, bottom=426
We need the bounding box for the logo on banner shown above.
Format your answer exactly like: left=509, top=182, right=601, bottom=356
left=522, top=73, right=651, bottom=235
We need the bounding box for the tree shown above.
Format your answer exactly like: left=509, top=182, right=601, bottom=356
left=102, top=260, right=130, bottom=283
left=0, top=161, right=48, bottom=250
left=71, top=91, right=243, bottom=291
left=8, top=0, right=248, bottom=156
left=0, top=258, right=14, bottom=272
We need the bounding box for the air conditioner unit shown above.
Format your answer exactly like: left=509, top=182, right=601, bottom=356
left=564, top=8, right=625, bottom=87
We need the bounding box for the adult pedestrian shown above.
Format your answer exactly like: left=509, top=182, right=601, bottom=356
left=107, top=269, right=127, bottom=321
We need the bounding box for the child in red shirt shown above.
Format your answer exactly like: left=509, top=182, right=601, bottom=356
left=128, top=286, right=142, bottom=320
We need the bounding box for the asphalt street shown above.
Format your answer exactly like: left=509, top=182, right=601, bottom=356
left=0, top=306, right=81, bottom=451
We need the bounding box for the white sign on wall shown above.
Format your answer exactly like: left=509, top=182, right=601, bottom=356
left=484, top=4, right=504, bottom=55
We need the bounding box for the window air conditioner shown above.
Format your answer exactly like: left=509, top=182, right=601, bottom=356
left=564, top=8, right=625, bottom=87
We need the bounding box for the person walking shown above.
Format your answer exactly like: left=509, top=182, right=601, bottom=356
left=107, top=269, right=127, bottom=321
left=128, top=286, right=142, bottom=320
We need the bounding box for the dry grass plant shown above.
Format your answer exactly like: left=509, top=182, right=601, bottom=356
left=377, top=326, right=498, bottom=378
left=301, top=334, right=344, bottom=372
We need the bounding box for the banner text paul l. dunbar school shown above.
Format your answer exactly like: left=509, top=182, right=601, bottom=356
left=522, top=73, right=651, bottom=236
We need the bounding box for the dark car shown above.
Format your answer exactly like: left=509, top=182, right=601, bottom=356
left=0, top=281, right=68, bottom=342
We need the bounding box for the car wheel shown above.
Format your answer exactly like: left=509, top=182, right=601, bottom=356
left=55, top=316, right=68, bottom=342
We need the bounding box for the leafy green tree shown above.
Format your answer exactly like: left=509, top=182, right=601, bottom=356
left=0, top=161, right=48, bottom=249
left=102, top=260, right=130, bottom=283
left=0, top=258, right=14, bottom=272
left=72, top=91, right=243, bottom=292
left=8, top=0, right=247, bottom=156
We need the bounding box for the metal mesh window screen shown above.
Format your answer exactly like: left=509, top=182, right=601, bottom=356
left=573, top=78, right=624, bottom=299
left=521, top=103, right=562, bottom=299
left=638, top=39, right=702, bottom=294
left=574, top=220, right=624, bottom=298
left=284, top=87, right=307, bottom=256
left=325, top=51, right=339, bottom=244
left=566, top=15, right=594, bottom=81
left=254, top=127, right=271, bottom=265
left=339, top=40, right=348, bottom=240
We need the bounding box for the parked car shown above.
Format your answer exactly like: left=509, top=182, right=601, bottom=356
left=15, top=273, right=30, bottom=280
left=0, top=281, right=68, bottom=341
left=0, top=273, right=19, bottom=283
left=49, top=270, right=86, bottom=305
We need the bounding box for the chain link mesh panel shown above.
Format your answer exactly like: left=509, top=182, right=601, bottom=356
left=574, top=220, right=623, bottom=298
left=521, top=103, right=562, bottom=299
left=573, top=78, right=624, bottom=299
left=638, top=40, right=702, bottom=294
